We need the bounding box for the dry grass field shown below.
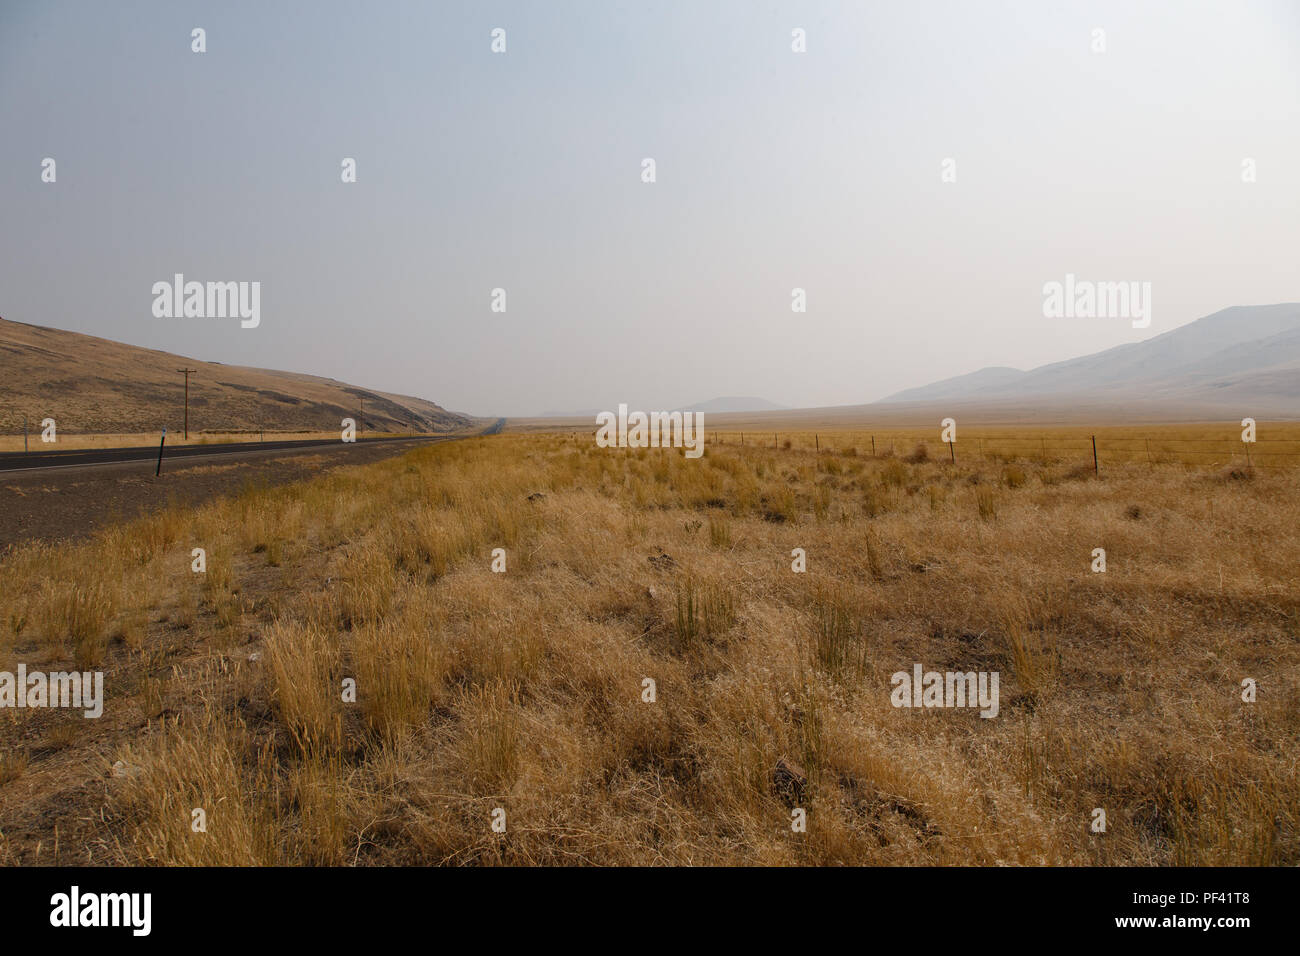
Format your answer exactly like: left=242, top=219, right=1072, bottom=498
left=518, top=421, right=1300, bottom=471
left=0, top=427, right=1296, bottom=865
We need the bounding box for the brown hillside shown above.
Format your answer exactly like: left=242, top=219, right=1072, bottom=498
left=0, top=318, right=477, bottom=435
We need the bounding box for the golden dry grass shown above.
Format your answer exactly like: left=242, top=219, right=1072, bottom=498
left=515, top=421, right=1300, bottom=471
left=0, top=430, right=1297, bottom=865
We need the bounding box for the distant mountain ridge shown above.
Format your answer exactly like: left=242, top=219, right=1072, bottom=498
left=676, top=396, right=786, bottom=414
left=0, top=318, right=477, bottom=434
left=882, top=304, right=1300, bottom=412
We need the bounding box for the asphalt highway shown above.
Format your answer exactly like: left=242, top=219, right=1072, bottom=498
left=0, top=419, right=506, bottom=473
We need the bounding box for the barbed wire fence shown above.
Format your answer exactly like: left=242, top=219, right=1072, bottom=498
left=708, top=432, right=1300, bottom=470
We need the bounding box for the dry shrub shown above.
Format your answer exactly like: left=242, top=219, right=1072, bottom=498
left=0, top=749, right=29, bottom=786
left=287, top=752, right=355, bottom=865
left=880, top=460, right=909, bottom=488
left=1000, top=603, right=1060, bottom=707
left=673, top=577, right=737, bottom=653
left=708, top=514, right=732, bottom=549
left=1215, top=464, right=1255, bottom=482
left=461, top=680, right=521, bottom=793
left=813, top=484, right=832, bottom=521
left=811, top=590, right=866, bottom=678
left=36, top=579, right=118, bottom=666
left=337, top=541, right=396, bottom=627
left=764, top=487, right=798, bottom=524
left=903, top=443, right=929, bottom=464
left=353, top=621, right=449, bottom=743
left=264, top=620, right=343, bottom=754
left=113, top=710, right=279, bottom=865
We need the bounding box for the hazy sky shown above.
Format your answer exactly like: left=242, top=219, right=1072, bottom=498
left=2, top=0, right=1297, bottom=417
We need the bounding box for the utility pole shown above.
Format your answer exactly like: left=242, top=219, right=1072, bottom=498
left=177, top=368, right=197, bottom=439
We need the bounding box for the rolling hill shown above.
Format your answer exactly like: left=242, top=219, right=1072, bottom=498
left=0, top=318, right=478, bottom=434
left=677, top=396, right=786, bottom=414
left=881, top=304, right=1300, bottom=415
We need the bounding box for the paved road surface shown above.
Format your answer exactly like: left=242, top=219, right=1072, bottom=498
left=0, top=418, right=508, bottom=474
